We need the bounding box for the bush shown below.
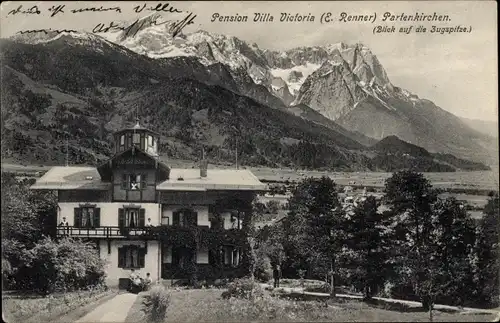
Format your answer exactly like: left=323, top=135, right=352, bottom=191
left=142, top=285, right=171, bottom=323
left=21, top=237, right=106, bottom=294
left=254, top=252, right=273, bottom=283
left=222, top=277, right=264, bottom=299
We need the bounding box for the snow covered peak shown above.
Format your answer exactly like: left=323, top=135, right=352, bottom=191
left=10, top=30, right=100, bottom=45
left=9, top=30, right=119, bottom=55
left=326, top=42, right=349, bottom=53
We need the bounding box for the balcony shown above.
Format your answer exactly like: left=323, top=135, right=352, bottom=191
left=56, top=225, right=245, bottom=244
left=56, top=226, right=153, bottom=239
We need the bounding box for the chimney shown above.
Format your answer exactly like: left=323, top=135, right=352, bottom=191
left=200, top=148, right=208, bottom=178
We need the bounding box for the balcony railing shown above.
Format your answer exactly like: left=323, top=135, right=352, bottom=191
left=56, top=226, right=153, bottom=238
left=56, top=225, right=243, bottom=241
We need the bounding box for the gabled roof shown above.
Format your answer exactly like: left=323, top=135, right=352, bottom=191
left=97, top=147, right=170, bottom=181
left=156, top=168, right=267, bottom=191
left=31, top=145, right=266, bottom=191
left=30, top=166, right=111, bottom=190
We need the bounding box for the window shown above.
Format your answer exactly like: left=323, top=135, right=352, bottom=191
left=122, top=173, right=147, bottom=190
left=224, top=246, right=241, bottom=267
left=230, top=211, right=242, bottom=229
left=118, top=245, right=145, bottom=268
left=172, top=209, right=197, bottom=227
left=209, top=213, right=223, bottom=230
left=119, top=208, right=146, bottom=228
left=120, top=135, right=125, bottom=146
left=133, top=133, right=141, bottom=145
left=161, top=214, right=170, bottom=226
left=74, top=207, right=100, bottom=228
left=148, top=135, right=153, bottom=147
left=171, top=247, right=195, bottom=269
left=209, top=247, right=223, bottom=266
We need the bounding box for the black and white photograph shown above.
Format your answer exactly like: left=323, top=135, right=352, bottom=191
left=1, top=1, right=498, bottom=322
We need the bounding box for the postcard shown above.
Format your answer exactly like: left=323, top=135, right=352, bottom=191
left=1, top=1, right=498, bottom=322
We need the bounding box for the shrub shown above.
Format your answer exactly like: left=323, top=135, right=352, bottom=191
left=254, top=252, right=273, bottom=283
left=22, top=237, right=106, bottom=294
left=222, top=277, right=264, bottom=299
left=142, top=285, right=171, bottom=323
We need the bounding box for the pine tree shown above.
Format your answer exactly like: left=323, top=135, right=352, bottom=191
left=341, top=196, right=392, bottom=300
left=384, top=171, right=438, bottom=309
left=473, top=193, right=499, bottom=307
left=283, top=176, right=345, bottom=296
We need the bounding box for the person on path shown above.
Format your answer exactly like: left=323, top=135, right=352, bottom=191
left=143, top=272, right=153, bottom=291
left=129, top=269, right=142, bottom=293
left=273, top=264, right=282, bottom=288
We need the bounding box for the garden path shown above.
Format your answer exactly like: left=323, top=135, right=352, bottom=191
left=261, top=284, right=500, bottom=315
left=76, top=293, right=138, bottom=322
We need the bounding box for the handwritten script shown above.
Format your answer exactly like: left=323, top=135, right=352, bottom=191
left=7, top=2, right=197, bottom=38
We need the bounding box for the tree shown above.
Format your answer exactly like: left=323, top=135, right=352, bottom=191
left=385, top=171, right=483, bottom=316
left=341, top=196, right=392, bottom=300
left=255, top=222, right=286, bottom=282
left=283, top=176, right=345, bottom=296
left=417, top=197, right=476, bottom=320
left=1, top=174, right=57, bottom=244
left=265, top=200, right=280, bottom=215
left=24, top=237, right=105, bottom=294
left=1, top=173, right=57, bottom=289
left=473, top=192, right=499, bottom=307
left=384, top=171, right=438, bottom=309
left=430, top=197, right=476, bottom=307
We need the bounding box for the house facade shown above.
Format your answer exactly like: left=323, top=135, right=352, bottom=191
left=31, top=121, right=267, bottom=288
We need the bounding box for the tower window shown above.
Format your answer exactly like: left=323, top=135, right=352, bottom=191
left=133, top=133, right=141, bottom=145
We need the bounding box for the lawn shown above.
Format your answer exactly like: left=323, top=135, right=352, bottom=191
left=124, top=288, right=496, bottom=322
left=2, top=288, right=116, bottom=323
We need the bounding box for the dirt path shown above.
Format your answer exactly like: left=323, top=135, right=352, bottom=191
left=76, top=293, right=138, bottom=323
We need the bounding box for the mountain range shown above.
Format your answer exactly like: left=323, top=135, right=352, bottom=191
left=1, top=14, right=496, bottom=172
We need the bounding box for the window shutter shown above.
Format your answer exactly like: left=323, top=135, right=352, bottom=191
left=118, top=247, right=125, bottom=268
left=141, top=174, right=147, bottom=189
left=121, top=174, right=127, bottom=189
left=139, top=248, right=146, bottom=268
left=74, top=208, right=82, bottom=228
left=93, top=208, right=101, bottom=228
left=139, top=209, right=146, bottom=227
left=173, top=211, right=180, bottom=226
left=118, top=208, right=125, bottom=227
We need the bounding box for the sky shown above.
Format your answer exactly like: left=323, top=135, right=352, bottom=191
left=1, top=1, right=497, bottom=122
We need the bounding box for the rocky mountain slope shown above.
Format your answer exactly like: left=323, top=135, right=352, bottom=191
left=68, top=14, right=495, bottom=165
left=0, top=36, right=368, bottom=171
left=371, top=136, right=490, bottom=172
left=1, top=33, right=489, bottom=173
left=461, top=117, right=498, bottom=139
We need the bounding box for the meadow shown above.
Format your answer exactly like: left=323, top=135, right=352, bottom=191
left=2, top=288, right=115, bottom=323
left=124, top=287, right=496, bottom=322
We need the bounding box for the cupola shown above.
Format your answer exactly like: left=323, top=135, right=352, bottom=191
left=112, top=118, right=159, bottom=157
